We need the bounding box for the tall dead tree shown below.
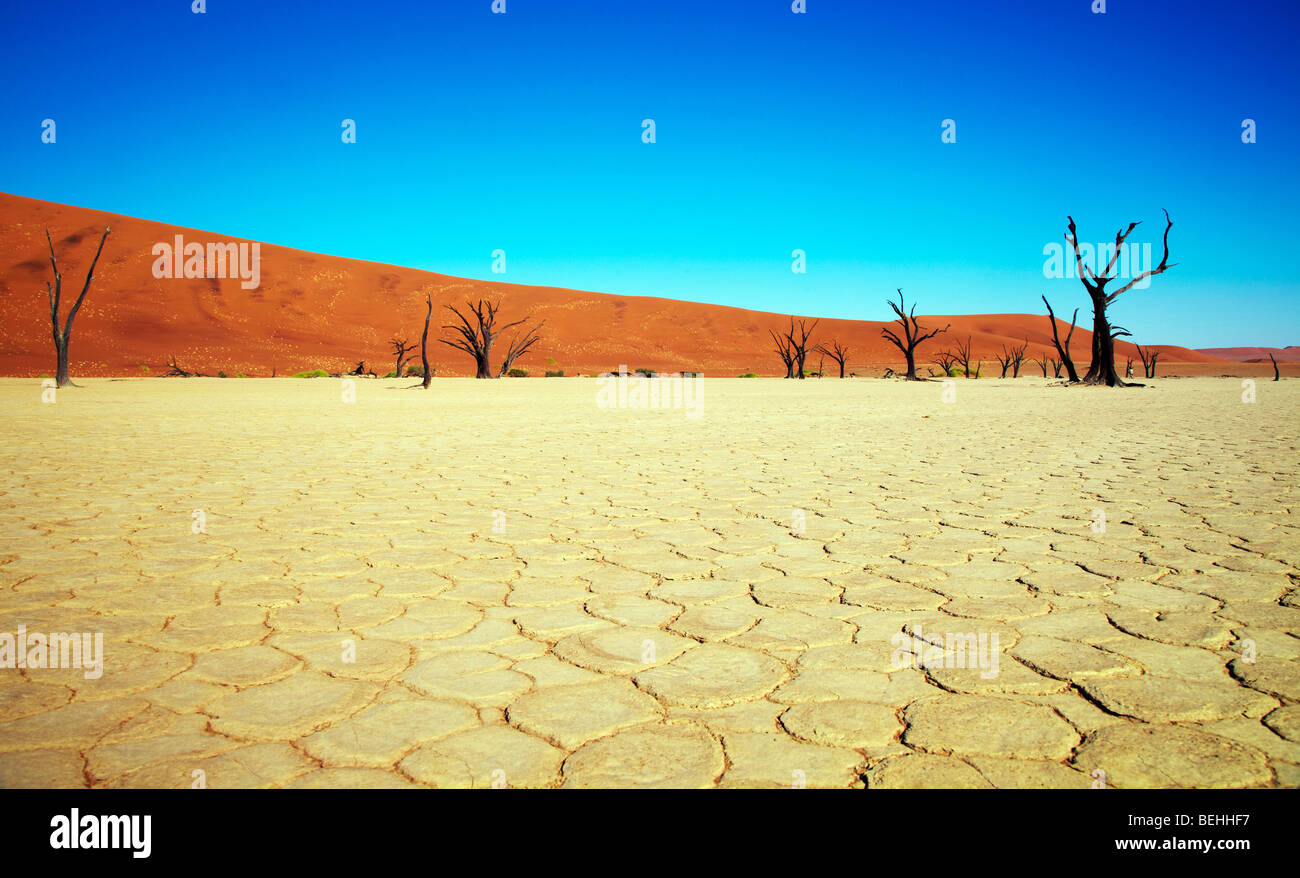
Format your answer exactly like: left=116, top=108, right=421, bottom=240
left=815, top=339, right=850, bottom=378
left=881, top=290, right=949, bottom=381
left=441, top=299, right=533, bottom=379
left=419, top=294, right=433, bottom=388
left=1134, top=344, right=1160, bottom=379
left=390, top=336, right=417, bottom=378
left=769, top=328, right=795, bottom=378
left=498, top=320, right=544, bottom=376
left=1041, top=295, right=1080, bottom=383
left=784, top=317, right=818, bottom=380
left=1065, top=210, right=1175, bottom=386
left=44, top=226, right=110, bottom=387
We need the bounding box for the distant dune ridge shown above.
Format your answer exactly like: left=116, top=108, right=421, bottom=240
left=1196, top=346, right=1300, bottom=363
left=0, top=192, right=1255, bottom=378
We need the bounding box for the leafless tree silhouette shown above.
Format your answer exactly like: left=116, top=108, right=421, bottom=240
left=952, top=335, right=976, bottom=378
left=769, top=328, right=795, bottom=379
left=1270, top=353, right=1280, bottom=382
left=1041, top=295, right=1079, bottom=383
left=418, top=294, right=433, bottom=388
left=1134, top=344, right=1160, bottom=379
left=441, top=299, right=535, bottom=379
left=498, top=320, right=544, bottom=376
left=881, top=290, right=948, bottom=381
left=389, top=336, right=417, bottom=378
left=816, top=339, right=850, bottom=378
left=43, top=226, right=110, bottom=387
left=1065, top=210, right=1175, bottom=386
left=784, top=317, right=819, bottom=380
left=933, top=349, right=959, bottom=376
left=164, top=355, right=202, bottom=377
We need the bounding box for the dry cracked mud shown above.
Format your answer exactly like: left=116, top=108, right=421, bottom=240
left=0, top=376, right=1296, bottom=788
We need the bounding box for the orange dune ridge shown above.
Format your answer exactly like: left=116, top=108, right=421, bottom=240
left=0, top=192, right=1261, bottom=378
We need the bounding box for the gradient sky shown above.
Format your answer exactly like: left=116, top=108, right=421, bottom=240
left=2, top=0, right=1296, bottom=347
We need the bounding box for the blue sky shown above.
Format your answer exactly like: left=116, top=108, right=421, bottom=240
left=3, top=0, right=1296, bottom=347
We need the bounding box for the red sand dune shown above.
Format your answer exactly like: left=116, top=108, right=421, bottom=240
left=1196, top=347, right=1300, bottom=363
left=0, top=193, right=1249, bottom=378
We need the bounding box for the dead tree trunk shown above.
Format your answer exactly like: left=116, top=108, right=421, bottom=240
left=1065, top=211, right=1175, bottom=387
left=1041, top=295, right=1080, bottom=382
left=995, top=346, right=1013, bottom=378
left=499, top=321, right=544, bottom=376
left=769, top=328, right=795, bottom=378
left=1134, top=344, right=1160, bottom=379
left=44, top=226, right=110, bottom=387
left=1010, top=341, right=1028, bottom=377
left=881, top=289, right=949, bottom=381
left=441, top=299, right=531, bottom=379
left=815, top=340, right=850, bottom=378
left=390, top=336, right=417, bottom=378
left=784, top=317, right=818, bottom=379
left=420, top=294, right=433, bottom=388
left=1270, top=353, right=1280, bottom=381
left=953, top=335, right=975, bottom=378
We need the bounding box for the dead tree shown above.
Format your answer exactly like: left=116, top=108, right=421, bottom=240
left=164, top=355, right=203, bottom=377
left=769, top=328, right=795, bottom=378
left=499, top=320, right=544, bottom=376
left=389, top=336, right=417, bottom=378
left=1041, top=295, right=1080, bottom=383
left=815, top=339, right=850, bottom=378
left=43, top=226, right=110, bottom=387
left=784, top=317, right=818, bottom=379
left=953, top=335, right=975, bottom=378
left=1134, top=344, right=1160, bottom=379
left=1049, top=357, right=1063, bottom=378
left=995, top=346, right=1013, bottom=378
left=1032, top=356, right=1049, bottom=377
left=881, top=290, right=948, bottom=381
left=1270, top=353, right=1280, bottom=382
left=933, top=350, right=959, bottom=376
left=1065, top=210, right=1175, bottom=386
left=441, top=299, right=532, bottom=379
left=419, top=294, right=433, bottom=389
left=1010, top=341, right=1028, bottom=377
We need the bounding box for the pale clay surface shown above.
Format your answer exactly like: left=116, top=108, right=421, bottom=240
left=0, top=376, right=1296, bottom=788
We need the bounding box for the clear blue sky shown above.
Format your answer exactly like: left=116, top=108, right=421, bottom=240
left=3, top=0, right=1296, bottom=347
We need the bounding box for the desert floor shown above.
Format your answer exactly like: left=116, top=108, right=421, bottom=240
left=0, top=375, right=1296, bottom=788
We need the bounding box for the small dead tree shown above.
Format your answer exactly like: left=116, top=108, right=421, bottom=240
left=933, top=350, right=959, bottom=376
left=1270, top=353, right=1280, bottom=382
left=881, top=290, right=948, bottom=381
left=1065, top=210, right=1175, bottom=386
left=43, top=226, right=111, bottom=387
left=1032, top=356, right=1049, bottom=377
left=769, top=328, right=796, bottom=379
left=1041, top=295, right=1080, bottom=383
left=1010, top=341, right=1028, bottom=377
left=1134, top=344, right=1160, bottom=379
left=995, top=345, right=1014, bottom=379
left=953, top=335, right=975, bottom=378
left=816, top=339, right=850, bottom=378
left=389, top=336, right=417, bottom=378
left=441, top=299, right=532, bottom=379
left=164, top=355, right=202, bottom=377
left=499, top=320, right=544, bottom=376
left=1049, top=357, right=1063, bottom=378
left=784, top=317, right=819, bottom=380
